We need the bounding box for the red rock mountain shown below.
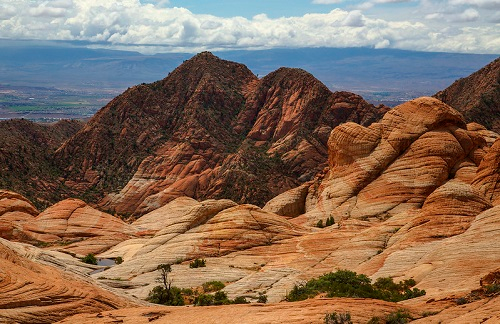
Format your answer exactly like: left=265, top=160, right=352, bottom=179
left=434, top=57, right=500, bottom=132
left=0, top=119, right=83, bottom=209
left=55, top=52, right=388, bottom=215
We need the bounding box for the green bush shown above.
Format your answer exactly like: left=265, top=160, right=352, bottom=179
left=257, top=292, right=268, bottom=303
left=202, top=281, right=225, bottom=292
left=147, top=285, right=185, bottom=306
left=325, top=216, right=335, bottom=227
left=324, top=312, right=352, bottom=324
left=233, top=296, right=249, bottom=304
left=367, top=316, right=382, bottom=324
left=317, top=220, right=324, bottom=228
left=195, top=293, right=215, bottom=306
left=81, top=253, right=98, bottom=265
left=114, top=256, right=123, bottom=264
left=484, top=284, right=500, bottom=296
left=189, top=258, right=206, bottom=268
left=385, top=309, right=413, bottom=324
left=214, top=291, right=231, bottom=305
left=285, top=270, right=425, bottom=302
left=368, top=309, right=413, bottom=324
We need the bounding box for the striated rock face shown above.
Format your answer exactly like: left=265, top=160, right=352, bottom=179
left=300, top=97, right=490, bottom=225
left=23, top=198, right=136, bottom=255
left=0, top=238, right=137, bottom=324
left=98, top=198, right=306, bottom=292
left=53, top=52, right=387, bottom=216
left=434, top=57, right=500, bottom=132
left=0, top=119, right=83, bottom=209
left=0, top=190, right=38, bottom=240
left=57, top=298, right=420, bottom=324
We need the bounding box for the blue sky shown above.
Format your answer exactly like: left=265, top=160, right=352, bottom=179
left=0, top=0, right=498, bottom=54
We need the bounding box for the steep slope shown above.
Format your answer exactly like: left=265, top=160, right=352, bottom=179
left=434, top=57, right=500, bottom=132
left=0, top=119, right=83, bottom=209
left=55, top=52, right=387, bottom=216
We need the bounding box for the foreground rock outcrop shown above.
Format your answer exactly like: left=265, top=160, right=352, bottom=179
left=0, top=238, right=138, bottom=324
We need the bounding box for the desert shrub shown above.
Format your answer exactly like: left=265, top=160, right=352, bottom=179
left=147, top=285, right=185, bottom=306
left=285, top=270, right=425, bottom=302
left=385, top=309, right=413, bottom=324
left=455, top=297, right=469, bottom=305
left=202, top=281, right=225, bottom=292
left=324, top=312, right=352, bottom=324
left=233, top=296, right=249, bottom=304
left=317, top=220, right=324, bottom=228
left=325, top=216, right=335, bottom=227
left=484, top=284, right=500, bottom=296
left=81, top=253, right=97, bottom=265
left=367, top=316, right=382, bottom=324
left=114, top=256, right=123, bottom=264
left=214, top=291, right=231, bottom=305
left=257, top=292, right=268, bottom=303
left=189, top=258, right=206, bottom=268
left=181, top=288, right=194, bottom=296
left=194, top=293, right=214, bottom=306
left=286, top=283, right=315, bottom=302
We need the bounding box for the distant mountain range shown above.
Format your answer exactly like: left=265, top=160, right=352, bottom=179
left=1, top=41, right=498, bottom=104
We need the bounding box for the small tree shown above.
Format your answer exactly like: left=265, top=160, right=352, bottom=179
left=146, top=264, right=184, bottom=306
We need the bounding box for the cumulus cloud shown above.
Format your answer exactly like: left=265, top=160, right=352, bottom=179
left=0, top=0, right=497, bottom=54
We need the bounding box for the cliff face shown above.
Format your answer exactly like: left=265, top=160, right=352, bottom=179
left=54, top=52, right=387, bottom=215
left=434, top=57, right=500, bottom=132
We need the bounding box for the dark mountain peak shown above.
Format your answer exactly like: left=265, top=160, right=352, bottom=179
left=163, top=51, right=257, bottom=87
left=262, top=66, right=328, bottom=90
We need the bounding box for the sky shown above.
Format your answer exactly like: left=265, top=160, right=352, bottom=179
left=0, top=0, right=499, bottom=54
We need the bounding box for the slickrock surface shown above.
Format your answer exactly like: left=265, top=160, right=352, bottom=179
left=0, top=238, right=138, bottom=324
left=97, top=199, right=306, bottom=298
left=57, top=298, right=420, bottom=324
left=435, top=57, right=500, bottom=133
left=298, top=97, right=489, bottom=225
left=22, top=198, right=136, bottom=255
left=0, top=190, right=38, bottom=240
left=53, top=52, right=387, bottom=215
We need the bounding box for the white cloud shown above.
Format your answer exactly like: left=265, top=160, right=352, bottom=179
left=452, top=8, right=480, bottom=22
left=312, top=0, right=343, bottom=4
left=0, top=0, right=497, bottom=54
left=449, top=0, right=500, bottom=9
left=373, top=0, right=411, bottom=3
